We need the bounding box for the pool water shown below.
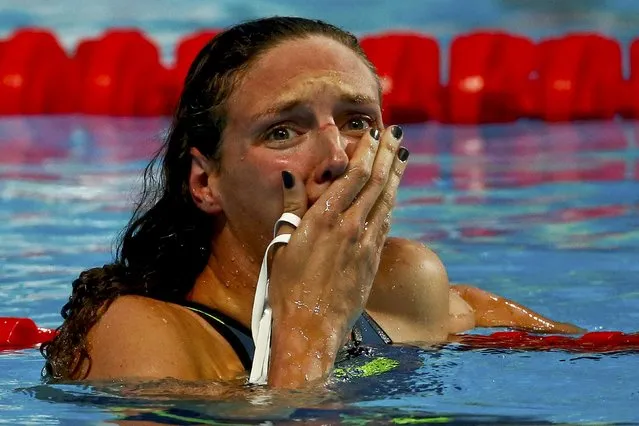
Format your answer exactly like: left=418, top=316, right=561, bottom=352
left=1, top=117, right=638, bottom=424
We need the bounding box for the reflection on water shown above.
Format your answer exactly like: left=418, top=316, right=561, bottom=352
left=401, top=120, right=636, bottom=189
left=21, top=383, right=553, bottom=424
left=0, top=117, right=165, bottom=169
left=18, top=346, right=553, bottom=425
left=396, top=121, right=639, bottom=254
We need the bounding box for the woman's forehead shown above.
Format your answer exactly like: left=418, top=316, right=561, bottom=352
left=228, top=36, right=379, bottom=117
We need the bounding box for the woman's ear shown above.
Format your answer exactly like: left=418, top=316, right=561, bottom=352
left=189, top=147, right=222, bottom=214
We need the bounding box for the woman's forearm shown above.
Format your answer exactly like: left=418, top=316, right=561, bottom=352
left=268, top=312, right=347, bottom=388
left=451, top=284, right=585, bottom=334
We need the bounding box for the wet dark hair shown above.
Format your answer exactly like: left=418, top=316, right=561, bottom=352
left=41, top=16, right=377, bottom=380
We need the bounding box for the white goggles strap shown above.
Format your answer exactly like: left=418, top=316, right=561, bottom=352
left=249, top=212, right=301, bottom=385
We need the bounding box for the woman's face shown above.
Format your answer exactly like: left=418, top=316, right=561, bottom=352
left=213, top=35, right=382, bottom=256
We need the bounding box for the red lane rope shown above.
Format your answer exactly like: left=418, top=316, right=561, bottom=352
left=3, top=317, right=638, bottom=354
left=456, top=331, right=639, bottom=353
left=0, top=318, right=56, bottom=350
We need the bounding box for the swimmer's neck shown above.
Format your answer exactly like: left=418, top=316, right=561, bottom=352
left=188, top=224, right=265, bottom=329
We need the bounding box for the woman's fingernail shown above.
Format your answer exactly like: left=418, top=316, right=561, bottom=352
left=370, top=128, right=380, bottom=140
left=397, top=147, right=410, bottom=162
left=391, top=125, right=403, bottom=140
left=282, top=171, right=295, bottom=189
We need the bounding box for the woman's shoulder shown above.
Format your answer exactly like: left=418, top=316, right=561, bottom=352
left=105, top=294, right=173, bottom=314
left=366, top=237, right=451, bottom=342
left=84, top=295, right=202, bottom=380
left=379, top=237, right=447, bottom=274
left=85, top=294, right=246, bottom=381
left=98, top=294, right=190, bottom=331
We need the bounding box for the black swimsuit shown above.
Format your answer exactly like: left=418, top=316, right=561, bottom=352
left=182, top=301, right=392, bottom=370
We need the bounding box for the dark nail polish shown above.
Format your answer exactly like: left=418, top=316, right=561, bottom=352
left=282, top=171, right=295, bottom=189
left=391, top=125, right=403, bottom=140
left=397, top=147, right=410, bottom=162
left=370, top=128, right=380, bottom=140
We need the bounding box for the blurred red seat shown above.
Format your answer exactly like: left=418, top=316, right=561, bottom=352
left=0, top=29, right=71, bottom=114
left=360, top=32, right=441, bottom=124
left=622, top=39, right=639, bottom=118
left=533, top=34, right=622, bottom=121
left=447, top=32, right=536, bottom=124
left=74, top=29, right=170, bottom=116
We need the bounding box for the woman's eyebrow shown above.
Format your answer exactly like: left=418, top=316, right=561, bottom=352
left=340, top=93, right=378, bottom=106
left=249, top=92, right=379, bottom=122
left=250, top=100, right=304, bottom=122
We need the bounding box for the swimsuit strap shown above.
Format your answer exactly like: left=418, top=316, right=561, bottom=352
left=249, top=212, right=301, bottom=385
left=353, top=311, right=393, bottom=345
left=181, top=301, right=254, bottom=371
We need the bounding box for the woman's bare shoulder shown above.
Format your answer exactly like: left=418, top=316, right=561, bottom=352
left=376, top=237, right=448, bottom=287
left=366, top=237, right=451, bottom=342
left=85, top=295, right=201, bottom=381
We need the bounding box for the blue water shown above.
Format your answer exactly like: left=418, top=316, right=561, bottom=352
left=1, top=1, right=639, bottom=424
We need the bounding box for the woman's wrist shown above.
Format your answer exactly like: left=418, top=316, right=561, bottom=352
left=268, top=310, right=348, bottom=388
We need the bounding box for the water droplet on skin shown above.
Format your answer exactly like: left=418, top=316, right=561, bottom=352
left=298, top=329, right=309, bottom=341
left=325, top=200, right=331, bottom=212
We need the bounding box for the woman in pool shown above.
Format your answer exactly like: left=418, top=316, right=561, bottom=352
left=41, top=16, right=582, bottom=388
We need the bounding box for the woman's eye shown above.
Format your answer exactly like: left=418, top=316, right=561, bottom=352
left=265, top=127, right=297, bottom=141
left=344, top=116, right=373, bottom=131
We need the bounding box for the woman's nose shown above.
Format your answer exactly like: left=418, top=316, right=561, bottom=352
left=313, top=125, right=350, bottom=184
